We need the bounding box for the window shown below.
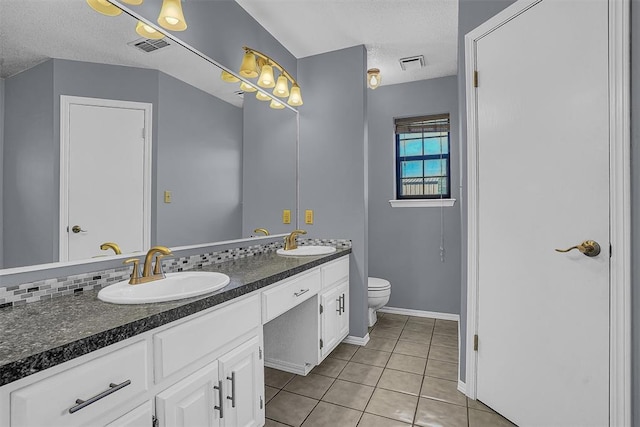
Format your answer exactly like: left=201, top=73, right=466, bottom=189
left=395, top=114, right=450, bottom=199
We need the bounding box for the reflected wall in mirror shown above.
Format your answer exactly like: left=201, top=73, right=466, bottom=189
left=0, top=0, right=298, bottom=270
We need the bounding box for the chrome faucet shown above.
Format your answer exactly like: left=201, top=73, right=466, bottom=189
left=284, top=229, right=307, bottom=250
left=123, top=246, right=173, bottom=285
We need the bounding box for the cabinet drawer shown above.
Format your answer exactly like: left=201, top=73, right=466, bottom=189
left=154, top=294, right=261, bottom=381
left=11, top=340, right=148, bottom=427
left=321, top=257, right=349, bottom=289
left=262, top=270, right=321, bottom=323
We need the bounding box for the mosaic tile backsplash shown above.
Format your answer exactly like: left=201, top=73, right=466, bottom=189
left=0, top=238, right=351, bottom=309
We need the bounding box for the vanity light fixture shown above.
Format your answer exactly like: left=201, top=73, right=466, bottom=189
left=135, top=21, right=164, bottom=39
left=86, top=0, right=123, bottom=16
left=222, top=46, right=303, bottom=109
left=256, top=91, right=272, bottom=101
left=367, top=68, right=381, bottom=89
left=158, top=0, right=187, bottom=31
left=221, top=70, right=240, bottom=83
left=121, top=0, right=144, bottom=4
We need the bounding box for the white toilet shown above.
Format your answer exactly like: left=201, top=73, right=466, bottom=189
left=368, top=277, right=391, bottom=327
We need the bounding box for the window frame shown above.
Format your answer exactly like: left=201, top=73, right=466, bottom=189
left=394, top=115, right=452, bottom=200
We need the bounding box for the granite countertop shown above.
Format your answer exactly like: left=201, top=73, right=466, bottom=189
left=0, top=248, right=351, bottom=386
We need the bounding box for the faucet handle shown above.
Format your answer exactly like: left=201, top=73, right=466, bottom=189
left=153, top=254, right=169, bottom=276
left=123, top=258, right=141, bottom=284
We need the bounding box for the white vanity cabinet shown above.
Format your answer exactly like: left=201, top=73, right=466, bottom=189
left=105, top=401, right=154, bottom=427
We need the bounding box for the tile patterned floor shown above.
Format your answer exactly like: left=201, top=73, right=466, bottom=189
left=264, top=313, right=516, bottom=427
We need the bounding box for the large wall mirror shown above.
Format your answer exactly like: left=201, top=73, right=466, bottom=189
left=0, top=0, right=298, bottom=271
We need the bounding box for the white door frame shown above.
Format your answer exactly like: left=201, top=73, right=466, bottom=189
left=463, top=0, right=631, bottom=425
left=59, top=95, right=153, bottom=262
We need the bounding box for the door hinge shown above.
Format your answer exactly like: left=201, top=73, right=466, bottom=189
left=152, top=415, right=159, bottom=427
left=473, top=334, right=479, bottom=351
left=319, top=304, right=323, bottom=314
left=260, top=396, right=264, bottom=409
left=259, top=346, right=262, bottom=360
left=610, top=243, right=612, bottom=258
left=320, top=338, right=324, bottom=349
left=141, top=128, right=145, bottom=139
left=473, top=70, right=479, bottom=88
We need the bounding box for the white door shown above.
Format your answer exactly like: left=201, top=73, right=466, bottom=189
left=320, top=286, right=341, bottom=359
left=218, top=336, right=264, bottom=427
left=473, top=0, right=609, bottom=425
left=156, top=362, right=221, bottom=427
left=61, top=96, right=151, bottom=261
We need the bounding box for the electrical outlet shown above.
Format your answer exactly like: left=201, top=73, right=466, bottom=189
left=305, top=210, right=314, bottom=224
left=282, top=209, right=291, bottom=224
left=164, top=191, right=172, bottom=203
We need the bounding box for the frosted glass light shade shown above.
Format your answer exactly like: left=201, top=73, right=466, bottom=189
left=287, top=84, right=303, bottom=106
left=257, top=64, right=276, bottom=88
left=270, top=99, right=285, bottom=109
left=240, top=81, right=257, bottom=92
left=221, top=70, right=240, bottom=83
left=273, top=75, right=290, bottom=97
left=256, top=91, right=271, bottom=101
left=122, top=0, right=144, bottom=4
left=136, top=21, right=164, bottom=39
left=86, top=0, right=122, bottom=16
left=367, top=68, right=381, bottom=89
left=239, top=53, right=258, bottom=78
left=158, top=0, right=187, bottom=31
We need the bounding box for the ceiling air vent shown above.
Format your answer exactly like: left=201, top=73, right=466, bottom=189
left=128, top=38, right=171, bottom=54
left=399, top=55, right=425, bottom=71
left=234, top=90, right=245, bottom=98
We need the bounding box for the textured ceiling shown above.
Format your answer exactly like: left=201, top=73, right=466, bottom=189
left=0, top=0, right=243, bottom=107
left=234, top=0, right=459, bottom=87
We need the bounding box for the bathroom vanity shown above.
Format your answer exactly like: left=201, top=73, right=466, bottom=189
left=0, top=250, right=350, bottom=427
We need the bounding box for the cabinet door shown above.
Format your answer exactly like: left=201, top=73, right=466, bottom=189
left=336, top=280, right=349, bottom=340
left=218, top=335, right=264, bottom=427
left=320, top=286, right=341, bottom=359
left=105, top=401, right=153, bottom=427
left=156, top=362, right=221, bottom=427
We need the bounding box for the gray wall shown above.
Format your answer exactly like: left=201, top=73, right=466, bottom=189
left=3, top=60, right=55, bottom=268
left=242, top=96, right=297, bottom=237
left=457, top=0, right=516, bottom=383
left=126, top=0, right=296, bottom=81
left=156, top=72, right=243, bottom=245
left=368, top=76, right=460, bottom=315
left=298, top=45, right=369, bottom=338
left=631, top=0, right=639, bottom=423
left=0, top=78, right=4, bottom=268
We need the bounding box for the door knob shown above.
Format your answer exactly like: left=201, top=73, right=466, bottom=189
left=71, top=225, right=88, bottom=234
left=555, top=240, right=601, bottom=257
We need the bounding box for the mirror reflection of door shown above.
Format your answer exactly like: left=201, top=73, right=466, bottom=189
left=60, top=96, right=152, bottom=261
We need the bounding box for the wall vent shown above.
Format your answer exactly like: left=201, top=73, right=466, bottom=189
left=128, top=38, right=171, bottom=54
left=234, top=90, right=245, bottom=98
left=399, top=55, right=425, bottom=71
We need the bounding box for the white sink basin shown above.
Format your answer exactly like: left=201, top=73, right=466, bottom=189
left=276, top=246, right=337, bottom=256
left=98, top=271, right=230, bottom=304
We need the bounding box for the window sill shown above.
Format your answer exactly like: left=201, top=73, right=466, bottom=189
left=388, top=199, right=457, bottom=208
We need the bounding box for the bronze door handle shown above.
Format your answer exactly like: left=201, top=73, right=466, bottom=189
left=555, top=240, right=601, bottom=257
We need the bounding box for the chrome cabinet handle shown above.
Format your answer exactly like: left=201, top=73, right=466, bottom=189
left=68, top=380, right=131, bottom=414
left=294, top=289, right=309, bottom=297
left=336, top=297, right=341, bottom=314
left=226, top=372, right=236, bottom=408
left=555, top=240, right=601, bottom=257
left=340, top=294, right=345, bottom=313
left=214, top=380, right=224, bottom=418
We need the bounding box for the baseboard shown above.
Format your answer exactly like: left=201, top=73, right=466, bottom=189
left=342, top=333, right=370, bottom=346
left=378, top=306, right=460, bottom=321
left=457, top=379, right=466, bottom=395
left=264, top=359, right=313, bottom=376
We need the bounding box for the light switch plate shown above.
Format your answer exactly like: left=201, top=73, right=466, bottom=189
left=305, top=210, right=314, bottom=224
left=164, top=191, right=172, bottom=203
left=282, top=210, right=291, bottom=224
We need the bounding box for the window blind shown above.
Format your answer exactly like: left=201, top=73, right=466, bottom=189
left=395, top=114, right=450, bottom=134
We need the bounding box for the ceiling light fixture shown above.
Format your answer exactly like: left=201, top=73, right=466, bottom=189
left=367, top=68, right=381, bottom=90
left=157, top=0, right=187, bottom=31
left=221, top=46, right=303, bottom=109
left=86, top=0, right=123, bottom=16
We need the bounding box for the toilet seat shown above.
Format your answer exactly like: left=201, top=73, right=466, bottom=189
left=368, top=277, right=391, bottom=291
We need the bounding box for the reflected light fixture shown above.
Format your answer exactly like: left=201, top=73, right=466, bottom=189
left=135, top=21, right=164, bottom=39
left=367, top=68, right=381, bottom=89
left=222, top=46, right=302, bottom=110
left=256, top=91, right=272, bottom=101
left=86, top=0, right=122, bottom=16
left=158, top=0, right=187, bottom=31
left=220, top=70, right=240, bottom=83
left=121, top=0, right=144, bottom=4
